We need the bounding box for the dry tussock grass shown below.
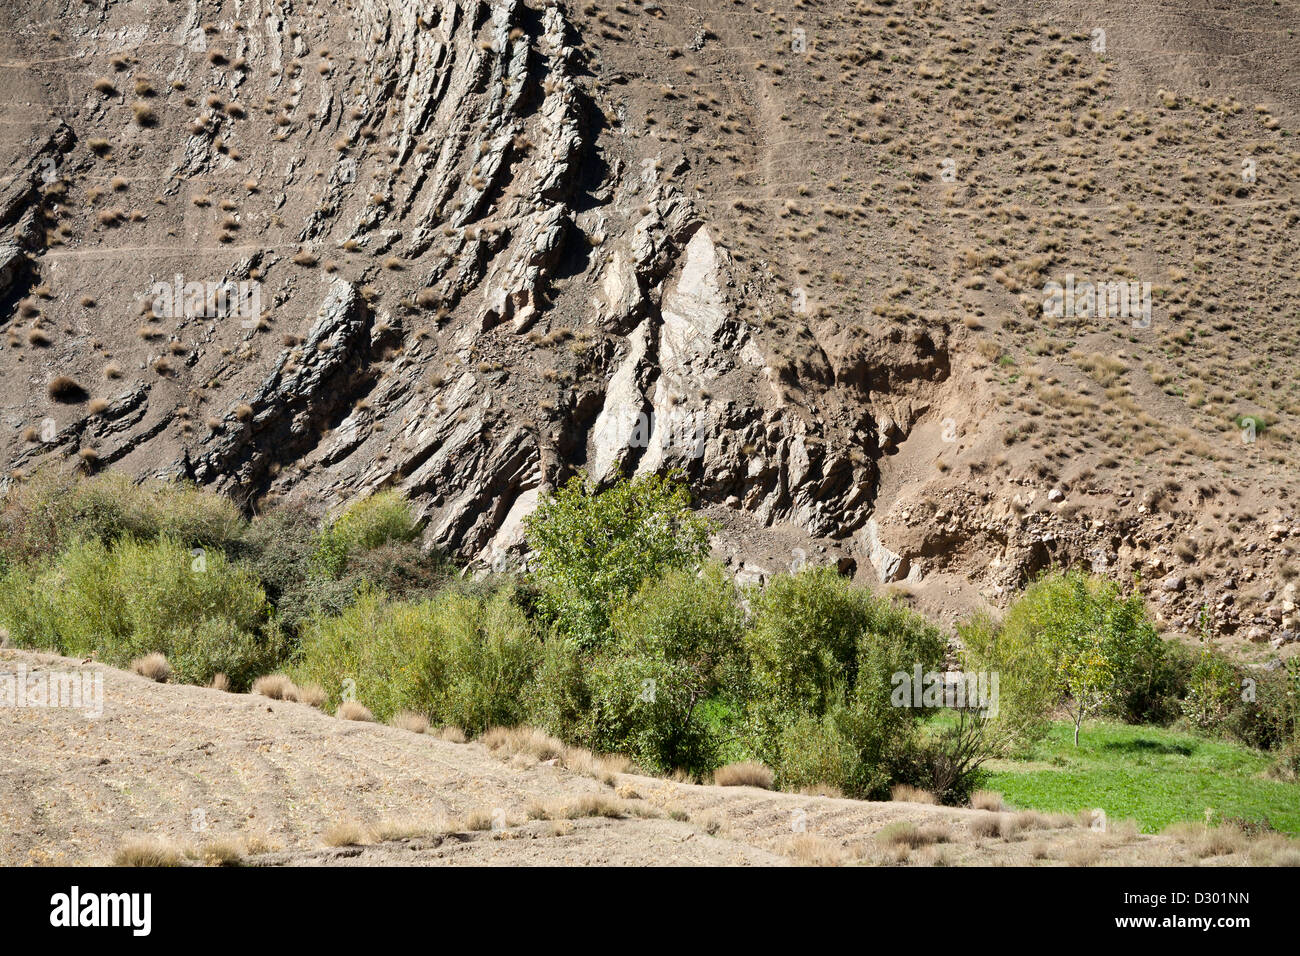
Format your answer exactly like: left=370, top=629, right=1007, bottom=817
left=463, top=809, right=502, bottom=831
left=1163, top=821, right=1300, bottom=863
left=1064, top=841, right=1102, bottom=867
left=877, top=821, right=952, bottom=848
left=481, top=725, right=566, bottom=761
left=785, top=834, right=847, bottom=866
left=114, top=836, right=184, bottom=866
left=969, top=812, right=1020, bottom=840
left=322, top=822, right=368, bottom=847
left=295, top=683, right=327, bottom=708
left=528, top=794, right=625, bottom=821
left=130, top=653, right=170, bottom=682
left=890, top=783, right=937, bottom=804
left=198, top=837, right=245, bottom=866
left=713, top=761, right=774, bottom=789
left=371, top=817, right=445, bottom=842
left=335, top=701, right=375, bottom=722
left=251, top=673, right=297, bottom=701
left=480, top=725, right=627, bottom=781
left=390, top=710, right=430, bottom=733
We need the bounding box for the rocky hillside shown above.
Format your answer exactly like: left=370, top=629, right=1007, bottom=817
left=2, top=0, right=1299, bottom=655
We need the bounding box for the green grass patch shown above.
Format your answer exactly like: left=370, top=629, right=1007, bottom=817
left=985, top=719, right=1299, bottom=834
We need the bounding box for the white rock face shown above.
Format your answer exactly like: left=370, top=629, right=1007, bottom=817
left=863, top=518, right=905, bottom=583
left=484, top=486, right=541, bottom=571
left=638, top=228, right=729, bottom=476
left=590, top=318, right=652, bottom=484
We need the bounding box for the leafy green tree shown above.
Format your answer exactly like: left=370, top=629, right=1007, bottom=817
left=524, top=472, right=712, bottom=647
left=1057, top=629, right=1115, bottom=747
left=743, top=567, right=946, bottom=796
left=958, top=610, right=1053, bottom=754
left=1002, top=569, right=1166, bottom=746
left=583, top=564, right=747, bottom=774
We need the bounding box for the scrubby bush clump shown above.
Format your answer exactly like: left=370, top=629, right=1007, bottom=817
left=4, top=469, right=1295, bottom=806
left=0, top=469, right=244, bottom=569
left=310, top=489, right=422, bottom=578
left=744, top=567, right=948, bottom=799
left=233, top=497, right=444, bottom=638
left=0, top=536, right=278, bottom=690
left=291, top=584, right=540, bottom=731
left=577, top=565, right=748, bottom=775
left=1179, top=631, right=1298, bottom=758
left=0, top=472, right=444, bottom=689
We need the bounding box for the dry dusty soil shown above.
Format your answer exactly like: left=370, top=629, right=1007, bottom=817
left=0, top=647, right=1267, bottom=867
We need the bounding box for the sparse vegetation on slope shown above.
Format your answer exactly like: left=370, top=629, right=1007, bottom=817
left=1, top=469, right=1296, bottom=834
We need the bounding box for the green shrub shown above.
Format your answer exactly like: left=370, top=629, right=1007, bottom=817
left=164, top=617, right=285, bottom=691
left=772, top=705, right=867, bottom=796
left=1186, top=647, right=1299, bottom=752
left=0, top=536, right=275, bottom=687
left=774, top=691, right=922, bottom=800
left=234, top=498, right=445, bottom=639
left=527, top=633, right=592, bottom=744
left=958, top=610, right=1053, bottom=754
left=525, top=472, right=712, bottom=648
left=312, top=490, right=420, bottom=578
left=234, top=502, right=336, bottom=637
left=743, top=567, right=946, bottom=796
left=580, top=565, right=747, bottom=774
left=0, top=469, right=245, bottom=565
left=1182, top=633, right=1241, bottom=733
left=292, top=584, right=540, bottom=731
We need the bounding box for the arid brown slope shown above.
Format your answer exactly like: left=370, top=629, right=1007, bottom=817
left=2, top=1, right=1299, bottom=657
left=2, top=648, right=1271, bottom=866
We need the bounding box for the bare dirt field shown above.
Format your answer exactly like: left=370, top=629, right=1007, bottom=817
left=2, top=647, right=1274, bottom=867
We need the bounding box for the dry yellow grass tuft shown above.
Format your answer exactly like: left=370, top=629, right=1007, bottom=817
left=877, top=821, right=952, bottom=848
left=322, top=822, right=368, bottom=847
left=251, top=673, right=297, bottom=701
left=114, top=837, right=184, bottom=867
left=130, top=652, right=170, bottom=683
left=969, top=812, right=1020, bottom=840
left=480, top=725, right=567, bottom=761
left=971, top=789, right=1004, bottom=811
left=371, top=817, right=445, bottom=842
left=890, top=783, right=938, bottom=804
left=785, top=834, right=847, bottom=866
left=1064, top=841, right=1102, bottom=867
left=391, top=711, right=430, bottom=734
left=713, top=761, right=774, bottom=789
left=295, top=683, right=327, bottom=708
left=198, top=838, right=245, bottom=866
left=336, top=701, right=375, bottom=722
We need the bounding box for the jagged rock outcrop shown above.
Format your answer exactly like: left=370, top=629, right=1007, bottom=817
left=2, top=0, right=947, bottom=585
left=185, top=278, right=372, bottom=495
